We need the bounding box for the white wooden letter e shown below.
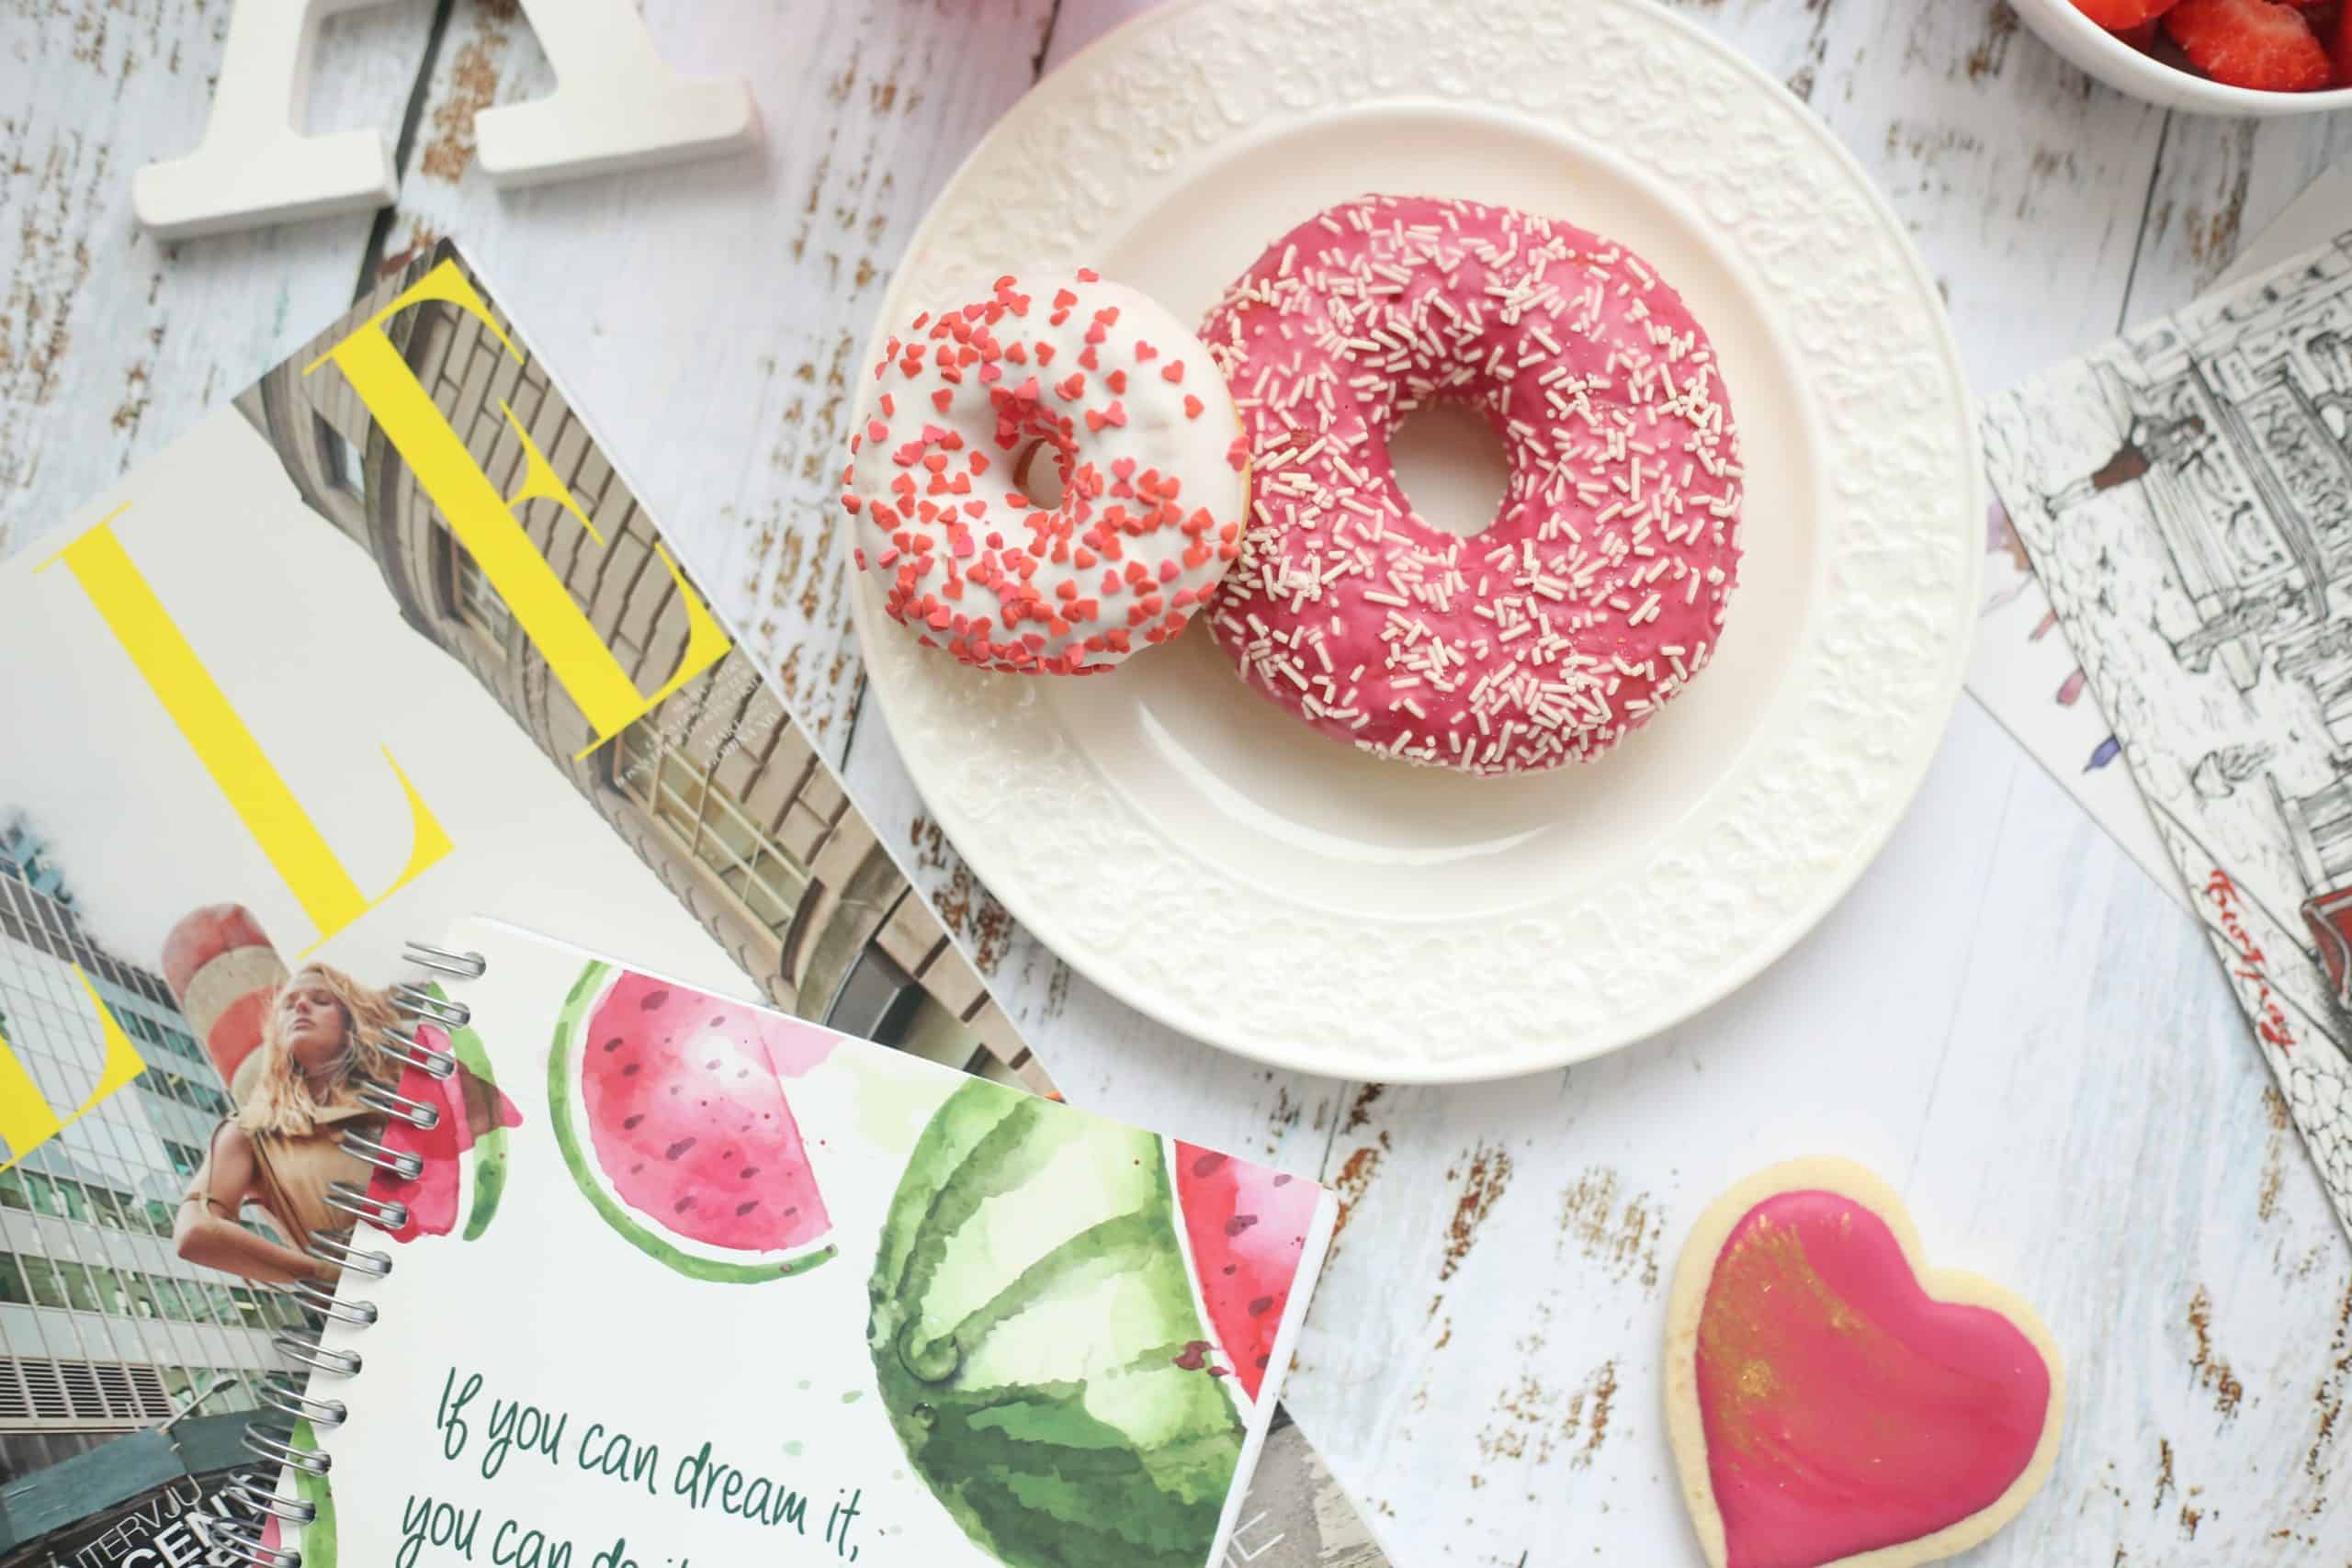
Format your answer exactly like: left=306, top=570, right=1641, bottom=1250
left=133, top=0, right=758, bottom=241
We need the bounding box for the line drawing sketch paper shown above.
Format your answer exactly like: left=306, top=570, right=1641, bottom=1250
left=1965, top=169, right=2352, bottom=913
left=1985, top=230, right=2352, bottom=1234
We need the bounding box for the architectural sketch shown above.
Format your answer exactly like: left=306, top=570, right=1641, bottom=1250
left=1987, top=233, right=2352, bottom=1233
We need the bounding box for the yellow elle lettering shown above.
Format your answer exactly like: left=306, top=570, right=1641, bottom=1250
left=311, top=260, right=729, bottom=756
left=0, top=971, right=145, bottom=1174
left=40, top=511, right=453, bottom=953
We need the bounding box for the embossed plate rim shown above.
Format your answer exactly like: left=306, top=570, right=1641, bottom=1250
left=844, top=0, right=1983, bottom=1082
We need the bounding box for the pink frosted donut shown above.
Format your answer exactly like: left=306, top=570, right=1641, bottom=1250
left=1201, top=195, right=1745, bottom=774
left=842, top=272, right=1250, bottom=675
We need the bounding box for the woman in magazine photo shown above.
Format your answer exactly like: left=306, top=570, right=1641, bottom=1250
left=173, top=964, right=400, bottom=1287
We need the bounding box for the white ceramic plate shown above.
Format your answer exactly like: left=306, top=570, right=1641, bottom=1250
left=849, top=0, right=1981, bottom=1082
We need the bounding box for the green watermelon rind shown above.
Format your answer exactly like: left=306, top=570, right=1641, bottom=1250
left=428, top=982, right=508, bottom=1244
left=548, top=961, right=836, bottom=1285
left=867, top=1079, right=1243, bottom=1568
left=290, top=1417, right=336, bottom=1568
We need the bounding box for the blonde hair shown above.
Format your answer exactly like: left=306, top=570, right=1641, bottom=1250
left=236, top=964, right=399, bottom=1137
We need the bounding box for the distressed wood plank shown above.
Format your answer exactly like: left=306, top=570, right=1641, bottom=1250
left=2121, top=111, right=2352, bottom=323
left=0, top=0, right=432, bottom=558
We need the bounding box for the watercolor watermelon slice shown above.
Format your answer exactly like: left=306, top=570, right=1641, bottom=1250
left=1172, top=1145, right=1321, bottom=1404
left=446, top=1018, right=514, bottom=1242
left=868, top=1079, right=1245, bottom=1568
left=364, top=1016, right=522, bottom=1245
left=254, top=1418, right=336, bottom=1568
left=549, top=962, right=836, bottom=1282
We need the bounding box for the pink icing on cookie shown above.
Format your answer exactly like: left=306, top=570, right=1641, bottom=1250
left=1200, top=194, right=1743, bottom=774
left=1693, top=1190, right=2052, bottom=1568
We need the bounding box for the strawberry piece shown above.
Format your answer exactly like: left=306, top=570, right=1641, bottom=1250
left=2073, top=0, right=2178, bottom=24
left=2164, top=0, right=2333, bottom=87
left=2334, top=0, right=2352, bottom=77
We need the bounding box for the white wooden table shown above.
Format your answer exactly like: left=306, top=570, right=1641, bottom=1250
left=7, top=3, right=2352, bottom=1562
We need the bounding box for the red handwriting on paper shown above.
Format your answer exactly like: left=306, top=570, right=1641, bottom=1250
left=2203, top=870, right=2295, bottom=1055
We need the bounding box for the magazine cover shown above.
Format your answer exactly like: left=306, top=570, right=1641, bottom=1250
left=0, top=243, right=1048, bottom=1562
left=1984, top=231, right=2352, bottom=1236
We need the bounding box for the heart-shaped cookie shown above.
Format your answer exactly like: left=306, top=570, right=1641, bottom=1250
left=1664, top=1159, right=2064, bottom=1568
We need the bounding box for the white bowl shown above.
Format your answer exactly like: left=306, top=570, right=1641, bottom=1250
left=2013, top=0, right=2352, bottom=116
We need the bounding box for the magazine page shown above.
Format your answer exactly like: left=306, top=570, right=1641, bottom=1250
left=1984, top=231, right=2352, bottom=1235
left=1963, top=168, right=2352, bottom=913
left=0, top=244, right=1040, bottom=1563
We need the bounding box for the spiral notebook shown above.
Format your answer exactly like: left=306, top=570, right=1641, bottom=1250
left=219, top=919, right=1335, bottom=1568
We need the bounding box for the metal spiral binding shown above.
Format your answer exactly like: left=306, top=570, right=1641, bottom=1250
left=205, top=942, right=482, bottom=1568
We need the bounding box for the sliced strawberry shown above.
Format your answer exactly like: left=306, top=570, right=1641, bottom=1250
left=2333, top=1, right=2352, bottom=78
left=2164, top=0, right=2333, bottom=88
left=2073, top=0, right=2178, bottom=25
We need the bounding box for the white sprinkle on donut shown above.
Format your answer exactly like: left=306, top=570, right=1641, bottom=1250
left=1201, top=196, right=1745, bottom=775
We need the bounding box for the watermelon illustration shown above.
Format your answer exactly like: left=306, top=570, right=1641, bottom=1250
left=868, top=1080, right=1247, bottom=1568
left=254, top=1418, right=336, bottom=1568
left=549, top=963, right=836, bottom=1282
left=1172, top=1145, right=1322, bottom=1404
left=364, top=1018, right=522, bottom=1245
left=447, top=1019, right=514, bottom=1242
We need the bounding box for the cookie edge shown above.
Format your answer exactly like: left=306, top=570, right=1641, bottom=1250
left=1661, top=1156, right=2068, bottom=1568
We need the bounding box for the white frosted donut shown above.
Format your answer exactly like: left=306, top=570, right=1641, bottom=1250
left=842, top=272, right=1250, bottom=675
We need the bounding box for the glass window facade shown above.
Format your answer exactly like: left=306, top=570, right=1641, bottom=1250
left=613, top=727, right=815, bottom=940
left=450, top=546, right=514, bottom=642
left=318, top=416, right=368, bottom=503
left=0, top=849, right=278, bottom=1449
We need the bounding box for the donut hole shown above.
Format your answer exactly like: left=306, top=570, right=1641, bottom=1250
left=1012, top=436, right=1069, bottom=510
left=1386, top=398, right=1510, bottom=540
